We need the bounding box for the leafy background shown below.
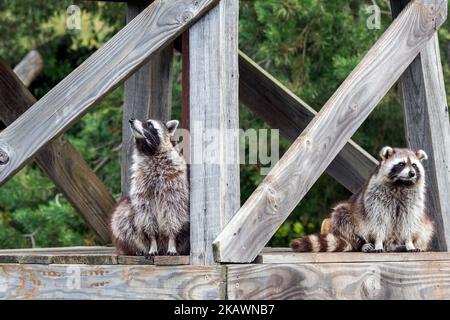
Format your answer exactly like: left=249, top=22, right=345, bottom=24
left=0, top=0, right=448, bottom=248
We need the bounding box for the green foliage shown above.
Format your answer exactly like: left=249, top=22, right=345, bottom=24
left=0, top=0, right=449, bottom=249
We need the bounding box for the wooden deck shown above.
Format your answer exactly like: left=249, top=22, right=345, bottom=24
left=1, top=247, right=450, bottom=299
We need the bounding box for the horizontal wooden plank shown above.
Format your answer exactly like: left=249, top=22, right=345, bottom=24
left=239, top=51, right=378, bottom=193
left=0, top=0, right=219, bottom=185
left=213, top=0, right=446, bottom=263
left=0, top=246, right=115, bottom=254
left=0, top=254, right=117, bottom=265
left=257, top=251, right=450, bottom=264
left=0, top=264, right=226, bottom=299
left=117, top=255, right=154, bottom=265
left=0, top=247, right=189, bottom=265
left=154, top=255, right=190, bottom=266
left=0, top=61, right=115, bottom=243
left=227, top=261, right=450, bottom=299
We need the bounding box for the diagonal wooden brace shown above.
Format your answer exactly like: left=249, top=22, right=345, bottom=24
left=214, top=0, right=448, bottom=262
left=238, top=51, right=378, bottom=193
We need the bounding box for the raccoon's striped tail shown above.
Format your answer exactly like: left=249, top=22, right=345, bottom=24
left=290, top=233, right=353, bottom=252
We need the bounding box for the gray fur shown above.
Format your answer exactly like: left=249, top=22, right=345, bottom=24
left=291, top=147, right=434, bottom=253
left=110, top=119, right=189, bottom=256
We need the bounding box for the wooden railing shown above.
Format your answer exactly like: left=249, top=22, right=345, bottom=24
left=0, top=0, right=449, bottom=264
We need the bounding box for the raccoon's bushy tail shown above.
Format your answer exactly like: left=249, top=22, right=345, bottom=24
left=290, top=233, right=353, bottom=252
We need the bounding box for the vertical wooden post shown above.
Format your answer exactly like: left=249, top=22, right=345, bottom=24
left=392, top=0, right=450, bottom=250
left=121, top=0, right=174, bottom=197
left=188, top=0, right=240, bottom=264
left=181, top=31, right=191, bottom=162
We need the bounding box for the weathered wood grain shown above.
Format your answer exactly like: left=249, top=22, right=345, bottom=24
left=227, top=261, right=450, bottom=300
left=0, top=247, right=115, bottom=255
left=0, top=60, right=115, bottom=243
left=391, top=0, right=450, bottom=251
left=0, top=264, right=226, bottom=299
left=257, top=251, right=450, bottom=264
left=117, top=255, right=154, bottom=265
left=121, top=0, right=174, bottom=196
left=0, top=247, right=189, bottom=265
left=154, top=255, right=189, bottom=265
left=13, top=50, right=43, bottom=87
left=214, top=0, right=447, bottom=263
left=188, top=0, right=240, bottom=264
left=0, top=0, right=219, bottom=185
left=239, top=52, right=378, bottom=193
left=0, top=254, right=117, bottom=265
left=0, top=247, right=191, bottom=266
left=181, top=31, right=190, bottom=162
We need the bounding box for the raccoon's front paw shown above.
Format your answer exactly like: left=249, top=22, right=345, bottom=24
left=145, top=249, right=158, bottom=259
left=361, top=243, right=374, bottom=253
left=166, top=249, right=178, bottom=256
left=373, top=248, right=384, bottom=253
left=407, top=248, right=421, bottom=252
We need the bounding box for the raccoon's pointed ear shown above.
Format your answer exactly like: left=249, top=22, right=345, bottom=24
left=416, top=149, right=428, bottom=161
left=166, top=120, right=179, bottom=136
left=379, top=146, right=395, bottom=161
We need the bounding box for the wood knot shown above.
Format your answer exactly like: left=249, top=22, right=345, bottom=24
left=0, top=148, right=9, bottom=165
left=180, top=11, right=193, bottom=23
left=361, top=270, right=382, bottom=299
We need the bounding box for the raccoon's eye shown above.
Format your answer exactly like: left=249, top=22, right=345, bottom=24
left=412, top=163, right=418, bottom=169
left=398, top=162, right=405, bottom=167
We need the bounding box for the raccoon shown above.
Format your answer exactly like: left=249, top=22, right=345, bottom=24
left=110, top=118, right=189, bottom=256
left=290, top=147, right=434, bottom=253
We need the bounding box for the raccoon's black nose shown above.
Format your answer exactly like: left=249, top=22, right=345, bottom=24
left=408, top=171, right=415, bottom=178
left=129, top=118, right=135, bottom=124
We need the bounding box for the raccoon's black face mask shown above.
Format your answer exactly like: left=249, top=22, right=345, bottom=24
left=129, top=119, right=161, bottom=156
left=379, top=146, right=427, bottom=187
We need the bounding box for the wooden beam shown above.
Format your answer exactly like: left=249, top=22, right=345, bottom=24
left=239, top=52, right=378, bottom=193
left=121, top=0, right=174, bottom=197
left=181, top=31, right=191, bottom=172
left=12, top=50, right=43, bottom=87
left=227, top=261, right=450, bottom=299
left=213, top=0, right=447, bottom=263
left=0, top=264, right=226, bottom=299
left=0, top=246, right=189, bottom=265
left=257, top=250, right=450, bottom=264
left=188, top=0, right=240, bottom=264
left=391, top=0, right=450, bottom=251
left=0, top=60, right=115, bottom=243
left=0, top=0, right=219, bottom=185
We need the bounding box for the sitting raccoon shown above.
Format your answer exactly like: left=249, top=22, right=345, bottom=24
left=110, top=118, right=189, bottom=256
left=291, top=147, right=434, bottom=253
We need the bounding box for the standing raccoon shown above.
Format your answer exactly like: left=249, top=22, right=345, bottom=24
left=290, top=147, right=434, bottom=253
left=110, top=118, right=189, bottom=256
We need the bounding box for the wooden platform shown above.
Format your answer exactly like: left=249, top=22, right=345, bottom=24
left=0, top=246, right=189, bottom=265
left=1, top=247, right=450, bottom=299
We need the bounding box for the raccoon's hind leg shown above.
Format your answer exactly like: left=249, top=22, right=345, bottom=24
left=412, top=211, right=434, bottom=252
left=110, top=198, right=141, bottom=256
left=329, top=202, right=362, bottom=250
left=361, top=243, right=374, bottom=253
